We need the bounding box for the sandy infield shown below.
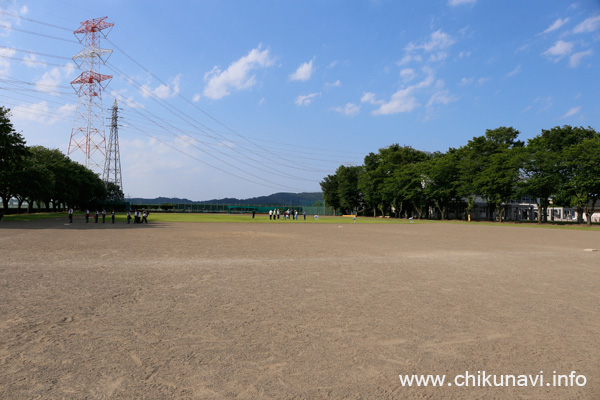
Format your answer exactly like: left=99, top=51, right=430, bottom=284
left=0, top=218, right=598, bottom=399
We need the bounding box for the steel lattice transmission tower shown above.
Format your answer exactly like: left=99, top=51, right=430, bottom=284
left=68, top=17, right=113, bottom=174
left=103, top=99, right=124, bottom=200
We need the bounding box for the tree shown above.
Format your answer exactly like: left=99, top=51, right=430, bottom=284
left=454, top=146, right=478, bottom=221
left=335, top=165, right=362, bottom=214
left=0, top=107, right=28, bottom=212
left=69, top=161, right=106, bottom=209
left=105, top=182, right=124, bottom=202
left=420, top=150, right=461, bottom=220
left=563, top=130, right=600, bottom=225
left=461, top=127, right=524, bottom=222
left=359, top=152, right=387, bottom=217
left=12, top=149, right=53, bottom=213
left=320, top=173, right=340, bottom=215
left=522, top=125, right=596, bottom=224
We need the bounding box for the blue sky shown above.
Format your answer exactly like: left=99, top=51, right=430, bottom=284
left=1, top=0, right=599, bottom=200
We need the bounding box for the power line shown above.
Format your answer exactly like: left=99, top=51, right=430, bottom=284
left=1, top=11, right=359, bottom=192
left=0, top=45, right=73, bottom=60
left=2, top=13, right=360, bottom=167
left=0, top=23, right=78, bottom=44
left=0, top=10, right=73, bottom=31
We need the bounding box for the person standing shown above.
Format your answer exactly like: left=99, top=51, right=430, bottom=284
left=294, top=210, right=298, bottom=220
left=68, top=207, right=73, bottom=223
left=303, top=211, right=306, bottom=221
left=94, top=210, right=99, bottom=223
left=252, top=210, right=256, bottom=219
left=85, top=209, right=90, bottom=223
left=102, top=208, right=106, bottom=223
left=276, top=209, right=280, bottom=219
left=142, top=211, right=148, bottom=224
left=127, top=210, right=131, bottom=224
left=111, top=209, right=115, bottom=224
left=269, top=209, right=273, bottom=220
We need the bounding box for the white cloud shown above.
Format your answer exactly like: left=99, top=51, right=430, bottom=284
left=364, top=68, right=435, bottom=115
left=20, top=5, right=28, bottom=15
left=203, top=45, right=275, bottom=100
left=12, top=100, right=76, bottom=125
left=0, top=17, right=12, bottom=38
left=294, top=92, right=320, bottom=106
left=397, top=54, right=423, bottom=66
left=12, top=101, right=50, bottom=123
left=573, top=15, right=600, bottom=33
left=407, top=30, right=456, bottom=53
left=448, top=0, right=476, bottom=6
left=542, top=18, right=569, bottom=34
left=400, top=68, right=416, bottom=82
left=289, top=59, right=315, bottom=81
left=427, top=90, right=457, bottom=107
left=332, top=103, right=360, bottom=116
left=361, top=92, right=382, bottom=105
left=429, top=52, right=448, bottom=62
left=543, top=40, right=573, bottom=60
left=140, top=74, right=181, bottom=100
left=371, top=89, right=419, bottom=115
left=35, top=63, right=76, bottom=93
left=23, top=53, right=43, bottom=68
left=561, top=106, right=581, bottom=118
left=0, top=47, right=16, bottom=73
left=460, top=77, right=474, bottom=85
left=506, top=64, right=521, bottom=77
left=569, top=50, right=593, bottom=67
left=403, top=30, right=456, bottom=65
left=110, top=89, right=145, bottom=109
left=192, top=93, right=201, bottom=102
left=36, top=67, right=62, bottom=92
left=525, top=96, right=553, bottom=113
left=325, top=79, right=341, bottom=88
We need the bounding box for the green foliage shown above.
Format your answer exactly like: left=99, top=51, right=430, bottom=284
left=0, top=107, right=28, bottom=211
left=522, top=125, right=598, bottom=223
left=335, top=165, right=362, bottom=214
left=320, top=173, right=340, bottom=215
left=321, top=125, right=598, bottom=224
left=0, top=107, right=108, bottom=212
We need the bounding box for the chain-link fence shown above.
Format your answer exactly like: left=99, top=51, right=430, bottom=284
left=132, top=203, right=335, bottom=215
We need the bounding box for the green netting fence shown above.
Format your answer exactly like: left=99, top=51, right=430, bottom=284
left=132, top=203, right=335, bottom=215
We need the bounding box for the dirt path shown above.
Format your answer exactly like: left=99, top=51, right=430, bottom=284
left=1, top=219, right=598, bottom=399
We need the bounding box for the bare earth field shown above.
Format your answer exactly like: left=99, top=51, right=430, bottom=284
left=0, top=218, right=598, bottom=399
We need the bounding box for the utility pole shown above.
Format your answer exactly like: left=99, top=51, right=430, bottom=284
left=103, top=99, right=124, bottom=200
left=68, top=17, right=113, bottom=174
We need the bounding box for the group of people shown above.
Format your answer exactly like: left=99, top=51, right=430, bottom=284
left=67, top=208, right=149, bottom=224
left=74, top=208, right=116, bottom=224
left=127, top=210, right=149, bottom=224
left=266, top=209, right=306, bottom=221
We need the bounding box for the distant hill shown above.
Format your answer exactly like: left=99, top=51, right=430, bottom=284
left=129, top=192, right=323, bottom=206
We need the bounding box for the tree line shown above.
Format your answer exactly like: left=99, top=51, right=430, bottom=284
left=0, top=106, right=119, bottom=214
left=320, top=125, right=600, bottom=225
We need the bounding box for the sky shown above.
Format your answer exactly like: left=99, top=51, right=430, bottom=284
left=1, top=0, right=599, bottom=201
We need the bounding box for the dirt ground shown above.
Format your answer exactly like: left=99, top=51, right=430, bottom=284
left=0, top=217, right=598, bottom=399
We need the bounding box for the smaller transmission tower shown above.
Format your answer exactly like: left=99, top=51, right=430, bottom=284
left=103, top=99, right=123, bottom=200
left=68, top=17, right=113, bottom=174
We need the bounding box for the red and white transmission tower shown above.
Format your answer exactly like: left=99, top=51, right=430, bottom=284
left=68, top=17, right=113, bottom=174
